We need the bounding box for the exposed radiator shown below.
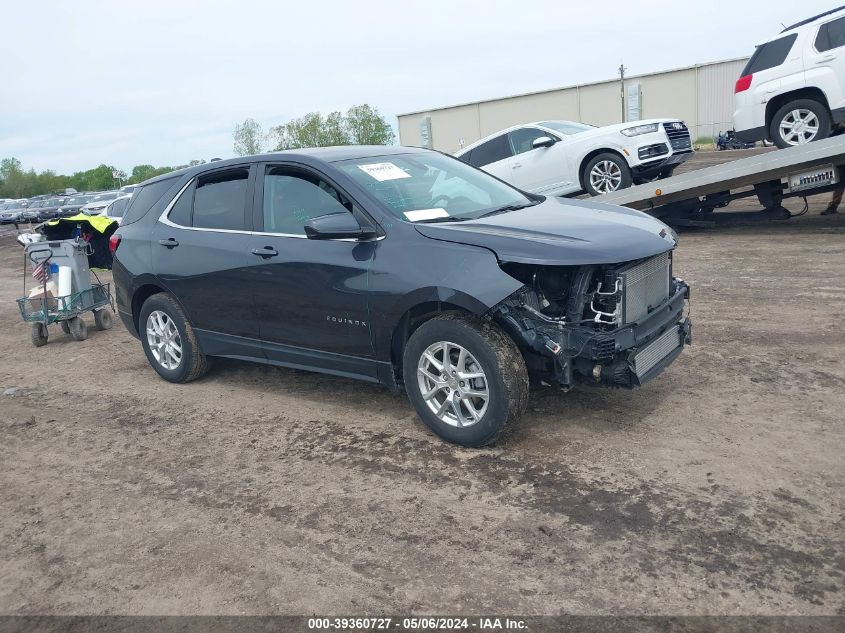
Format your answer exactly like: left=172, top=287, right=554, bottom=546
left=619, top=252, right=671, bottom=324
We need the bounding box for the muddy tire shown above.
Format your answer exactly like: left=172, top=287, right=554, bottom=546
left=403, top=313, right=529, bottom=447
left=139, top=293, right=208, bottom=383
left=68, top=316, right=88, bottom=341
left=60, top=321, right=70, bottom=334
left=31, top=323, right=48, bottom=347
left=94, top=309, right=113, bottom=331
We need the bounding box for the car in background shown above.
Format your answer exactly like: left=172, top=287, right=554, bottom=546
left=119, top=184, right=140, bottom=196
left=734, top=7, right=845, bottom=148
left=99, top=195, right=131, bottom=224
left=31, top=197, right=70, bottom=222
left=455, top=119, right=694, bottom=196
left=0, top=200, right=30, bottom=224
left=20, top=199, right=48, bottom=223
left=58, top=194, right=93, bottom=216
left=80, top=191, right=122, bottom=215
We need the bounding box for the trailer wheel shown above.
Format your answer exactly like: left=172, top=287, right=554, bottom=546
left=94, top=309, right=113, bottom=331
left=770, top=99, right=831, bottom=148
left=68, top=316, right=88, bottom=341
left=583, top=153, right=632, bottom=196
left=31, top=323, right=48, bottom=347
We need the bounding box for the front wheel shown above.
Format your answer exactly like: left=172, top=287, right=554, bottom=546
left=583, top=152, right=633, bottom=196
left=403, top=313, right=529, bottom=447
left=770, top=99, right=831, bottom=148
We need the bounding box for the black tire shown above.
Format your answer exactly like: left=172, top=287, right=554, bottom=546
left=582, top=152, right=633, bottom=196
left=658, top=166, right=676, bottom=179
left=770, top=99, right=831, bottom=149
left=31, top=323, right=48, bottom=347
left=60, top=321, right=70, bottom=334
left=94, top=309, right=113, bottom=331
left=402, top=313, right=529, bottom=448
left=139, top=293, right=208, bottom=383
left=68, top=316, right=88, bottom=341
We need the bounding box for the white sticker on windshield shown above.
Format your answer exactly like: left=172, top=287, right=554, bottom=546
left=404, top=208, right=449, bottom=222
left=357, top=162, right=411, bottom=181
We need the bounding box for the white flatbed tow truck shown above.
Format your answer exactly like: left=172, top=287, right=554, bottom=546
left=598, top=135, right=845, bottom=226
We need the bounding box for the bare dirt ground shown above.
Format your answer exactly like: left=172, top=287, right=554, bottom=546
left=0, top=150, right=843, bottom=616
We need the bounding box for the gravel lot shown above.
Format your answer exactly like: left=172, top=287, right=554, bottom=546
left=0, top=150, right=843, bottom=616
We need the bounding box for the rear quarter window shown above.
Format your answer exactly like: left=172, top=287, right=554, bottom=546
left=121, top=177, right=179, bottom=226
left=742, top=34, right=797, bottom=75
left=815, top=16, right=845, bottom=52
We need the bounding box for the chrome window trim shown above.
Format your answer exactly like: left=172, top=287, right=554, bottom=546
left=157, top=177, right=383, bottom=242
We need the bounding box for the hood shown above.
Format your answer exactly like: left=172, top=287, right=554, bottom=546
left=573, top=118, right=678, bottom=138
left=414, top=196, right=676, bottom=266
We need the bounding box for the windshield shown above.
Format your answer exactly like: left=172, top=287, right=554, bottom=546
left=92, top=192, right=118, bottom=202
left=29, top=200, right=45, bottom=208
left=66, top=196, right=90, bottom=205
left=337, top=152, right=532, bottom=222
left=46, top=198, right=64, bottom=206
left=538, top=120, right=593, bottom=135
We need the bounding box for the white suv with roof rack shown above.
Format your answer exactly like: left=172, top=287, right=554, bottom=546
left=734, top=6, right=845, bottom=148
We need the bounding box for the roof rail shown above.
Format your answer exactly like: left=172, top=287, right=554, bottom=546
left=781, top=5, right=845, bottom=32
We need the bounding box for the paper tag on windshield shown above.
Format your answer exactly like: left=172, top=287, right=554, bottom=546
left=404, top=208, right=449, bottom=222
left=357, top=162, right=411, bottom=181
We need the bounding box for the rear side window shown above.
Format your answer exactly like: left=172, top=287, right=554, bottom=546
left=742, top=34, right=797, bottom=75
left=192, top=168, right=249, bottom=230
left=467, top=135, right=511, bottom=167
left=122, top=177, right=178, bottom=225
left=815, top=16, right=845, bottom=52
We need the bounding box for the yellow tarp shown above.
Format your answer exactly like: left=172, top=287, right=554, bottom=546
left=45, top=213, right=116, bottom=234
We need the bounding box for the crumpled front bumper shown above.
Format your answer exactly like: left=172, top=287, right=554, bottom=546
left=498, top=279, right=691, bottom=389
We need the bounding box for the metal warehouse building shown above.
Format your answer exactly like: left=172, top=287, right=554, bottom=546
left=397, top=57, right=749, bottom=153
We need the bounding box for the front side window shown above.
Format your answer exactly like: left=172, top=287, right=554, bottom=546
left=468, top=135, right=512, bottom=167
left=337, top=152, right=533, bottom=222
left=742, top=34, right=797, bottom=75
left=262, top=167, right=351, bottom=235
left=508, top=127, right=558, bottom=155
left=816, top=16, right=845, bottom=52
left=192, top=168, right=249, bottom=230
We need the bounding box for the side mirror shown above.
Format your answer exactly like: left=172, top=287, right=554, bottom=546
left=532, top=136, right=556, bottom=149
left=304, top=212, right=376, bottom=240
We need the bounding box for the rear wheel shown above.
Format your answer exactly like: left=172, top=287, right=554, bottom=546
left=403, top=313, right=528, bottom=447
left=583, top=152, right=632, bottom=196
left=94, top=309, right=113, bottom=331
left=68, top=316, right=88, bottom=341
left=139, top=293, right=208, bottom=383
left=770, top=99, right=831, bottom=148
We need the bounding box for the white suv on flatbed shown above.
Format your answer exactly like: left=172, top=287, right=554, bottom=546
left=734, top=7, right=845, bottom=148
left=455, top=119, right=693, bottom=197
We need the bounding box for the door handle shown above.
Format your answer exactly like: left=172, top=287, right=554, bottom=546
left=251, top=246, right=279, bottom=258
left=512, top=162, right=522, bottom=169
left=158, top=238, right=179, bottom=248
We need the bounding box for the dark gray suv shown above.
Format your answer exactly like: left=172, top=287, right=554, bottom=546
left=111, top=146, right=691, bottom=446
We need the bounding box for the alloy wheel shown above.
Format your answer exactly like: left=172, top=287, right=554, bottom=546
left=589, top=160, right=623, bottom=193
left=779, top=109, right=820, bottom=146
left=146, top=310, right=183, bottom=370
left=417, top=340, right=489, bottom=427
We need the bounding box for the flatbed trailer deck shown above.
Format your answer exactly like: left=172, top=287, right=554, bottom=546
left=598, top=135, right=845, bottom=226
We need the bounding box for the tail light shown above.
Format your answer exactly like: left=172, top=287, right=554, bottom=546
left=109, top=234, right=122, bottom=254
left=735, top=74, right=752, bottom=93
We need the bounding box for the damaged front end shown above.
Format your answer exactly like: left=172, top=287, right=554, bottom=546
left=490, top=250, right=691, bottom=389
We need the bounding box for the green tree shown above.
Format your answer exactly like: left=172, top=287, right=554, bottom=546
left=233, top=117, right=264, bottom=156
left=345, top=104, right=395, bottom=145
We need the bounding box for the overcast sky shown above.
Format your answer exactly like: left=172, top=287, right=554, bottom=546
left=0, top=0, right=835, bottom=174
